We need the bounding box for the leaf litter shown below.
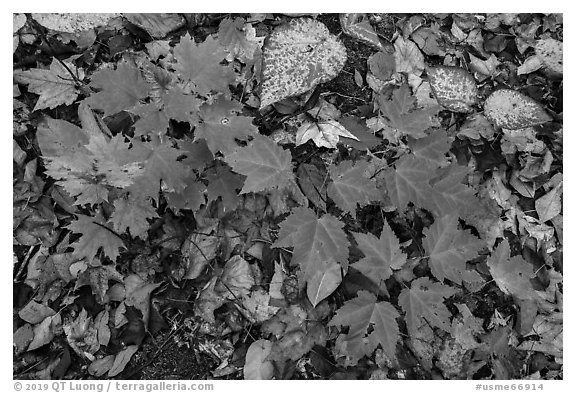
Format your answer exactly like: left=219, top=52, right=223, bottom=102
left=12, top=12, right=562, bottom=381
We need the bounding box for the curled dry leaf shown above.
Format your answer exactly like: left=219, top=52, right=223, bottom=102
left=427, top=66, right=478, bottom=113
left=296, top=119, right=359, bottom=149
left=484, top=89, right=552, bottom=130
left=260, top=18, right=347, bottom=108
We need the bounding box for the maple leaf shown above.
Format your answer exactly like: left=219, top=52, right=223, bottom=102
left=164, top=176, right=206, bottom=213
left=429, top=164, right=479, bottom=217
left=206, top=164, right=244, bottom=212
left=383, top=155, right=435, bottom=212
left=87, top=62, right=150, bottom=117
left=13, top=57, right=84, bottom=111
left=179, top=138, right=214, bottom=172
left=109, top=193, right=158, bottom=240
left=327, top=160, right=380, bottom=216
left=194, top=97, right=258, bottom=155
left=377, top=84, right=439, bottom=138
left=422, top=215, right=484, bottom=284
left=161, top=86, right=201, bottom=123
left=398, top=277, right=457, bottom=335
left=273, top=207, right=349, bottom=284
left=131, top=103, right=169, bottom=136
left=352, top=219, right=406, bottom=287
left=329, top=290, right=400, bottom=362
left=173, top=33, right=235, bottom=96
left=75, top=264, right=124, bottom=303
left=44, top=134, right=145, bottom=206
left=66, top=213, right=125, bottom=262
left=487, top=239, right=537, bottom=300
left=218, top=17, right=259, bottom=61
left=36, top=118, right=90, bottom=157
left=127, top=138, right=188, bottom=202
left=225, top=135, right=294, bottom=194
left=408, top=129, right=450, bottom=166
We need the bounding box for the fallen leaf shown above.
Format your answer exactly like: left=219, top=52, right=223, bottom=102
left=32, top=13, right=117, bottom=33
left=484, top=89, right=552, bottom=130
left=88, top=356, right=115, bottom=377
left=28, top=314, right=62, bottom=351
left=535, top=38, right=563, bottom=74
left=244, top=339, right=274, bottom=379
left=108, top=345, right=139, bottom=377
left=394, top=36, right=425, bottom=76
left=427, top=66, right=477, bottom=112
left=225, top=135, right=294, bottom=193
left=14, top=58, right=84, bottom=111
left=535, top=181, right=562, bottom=223
left=18, top=300, right=56, bottom=324
left=123, top=13, right=184, bottom=39
left=242, top=288, right=280, bottom=323
left=260, top=18, right=347, bottom=108
left=296, top=119, right=359, bottom=149
left=340, top=14, right=388, bottom=52
left=307, top=259, right=342, bottom=307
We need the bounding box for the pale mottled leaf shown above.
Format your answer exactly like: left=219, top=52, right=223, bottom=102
left=484, top=89, right=552, bottom=130
left=260, top=18, right=346, bottom=108
left=427, top=66, right=478, bottom=112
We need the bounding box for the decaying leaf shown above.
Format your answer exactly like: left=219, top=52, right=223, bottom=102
left=260, top=18, right=347, bottom=108
left=484, top=89, right=552, bottom=130
left=427, top=66, right=478, bottom=112
left=108, top=345, right=139, bottom=377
